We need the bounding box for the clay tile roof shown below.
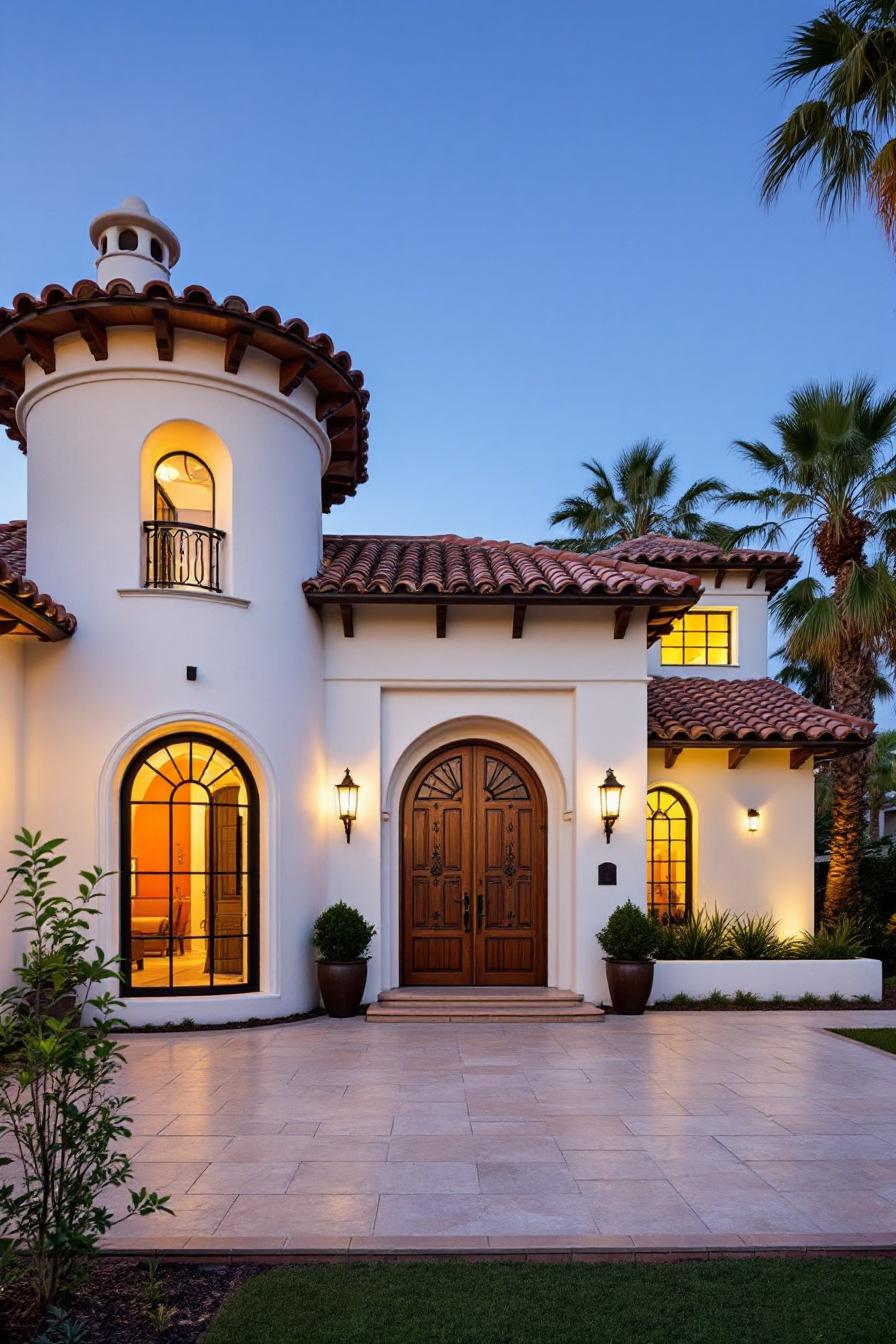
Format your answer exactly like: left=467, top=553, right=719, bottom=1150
left=304, top=535, right=704, bottom=601
left=0, top=281, right=369, bottom=511
left=0, top=520, right=76, bottom=639
left=648, top=676, right=874, bottom=749
left=605, top=534, right=800, bottom=595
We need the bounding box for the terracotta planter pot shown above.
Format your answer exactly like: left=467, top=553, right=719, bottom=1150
left=604, top=959, right=654, bottom=1015
left=317, top=959, right=368, bottom=1017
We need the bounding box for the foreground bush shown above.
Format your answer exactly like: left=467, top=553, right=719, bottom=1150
left=0, top=830, right=170, bottom=1317
left=655, top=909, right=865, bottom=961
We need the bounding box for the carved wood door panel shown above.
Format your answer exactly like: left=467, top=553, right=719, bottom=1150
left=400, top=743, right=546, bottom=987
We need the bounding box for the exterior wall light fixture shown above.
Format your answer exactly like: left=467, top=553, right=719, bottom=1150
left=336, top=768, right=360, bottom=843
left=747, top=807, right=760, bottom=834
left=598, top=768, right=624, bottom=844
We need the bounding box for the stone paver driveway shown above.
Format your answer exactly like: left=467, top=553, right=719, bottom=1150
left=104, top=1011, right=896, bottom=1251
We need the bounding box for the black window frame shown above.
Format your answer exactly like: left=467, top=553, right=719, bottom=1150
left=120, top=731, right=260, bottom=997
left=646, top=786, right=693, bottom=924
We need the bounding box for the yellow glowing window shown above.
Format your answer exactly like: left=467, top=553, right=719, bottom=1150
left=660, top=610, right=732, bottom=666
left=647, top=787, right=692, bottom=923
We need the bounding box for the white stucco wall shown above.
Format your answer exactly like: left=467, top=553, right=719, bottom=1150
left=647, top=572, right=771, bottom=679
left=17, top=326, right=330, bottom=1024
left=321, top=604, right=651, bottom=1005
left=647, top=746, right=816, bottom=936
left=0, top=638, right=24, bottom=984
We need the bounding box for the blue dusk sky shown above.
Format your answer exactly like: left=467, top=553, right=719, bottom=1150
left=2, top=0, right=894, bottom=554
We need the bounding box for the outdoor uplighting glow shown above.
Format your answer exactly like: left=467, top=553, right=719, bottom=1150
left=336, top=768, right=360, bottom=843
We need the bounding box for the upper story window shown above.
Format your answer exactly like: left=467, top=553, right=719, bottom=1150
left=660, top=609, right=732, bottom=667
left=145, top=452, right=224, bottom=593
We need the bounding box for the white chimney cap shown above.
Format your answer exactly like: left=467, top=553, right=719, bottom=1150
left=88, top=196, right=181, bottom=268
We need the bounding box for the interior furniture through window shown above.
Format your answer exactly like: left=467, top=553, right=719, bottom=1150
left=120, top=732, right=258, bottom=994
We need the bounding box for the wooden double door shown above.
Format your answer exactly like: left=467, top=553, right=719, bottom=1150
left=401, top=742, right=547, bottom=986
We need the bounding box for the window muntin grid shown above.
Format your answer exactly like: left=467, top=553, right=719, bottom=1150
left=660, top=610, right=732, bottom=666
left=646, top=787, right=692, bottom=924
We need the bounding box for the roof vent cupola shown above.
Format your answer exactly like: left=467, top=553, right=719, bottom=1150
left=88, top=196, right=181, bottom=290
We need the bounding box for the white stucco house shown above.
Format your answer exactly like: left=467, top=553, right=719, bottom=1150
left=0, top=199, right=877, bottom=1025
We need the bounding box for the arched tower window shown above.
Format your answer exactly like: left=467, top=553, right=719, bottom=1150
left=646, top=787, right=692, bottom=924
left=147, top=452, right=221, bottom=591
left=118, top=228, right=138, bottom=251
left=120, top=733, right=259, bottom=995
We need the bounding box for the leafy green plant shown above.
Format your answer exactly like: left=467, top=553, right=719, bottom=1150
left=728, top=913, right=794, bottom=960
left=798, top=992, right=821, bottom=1007
left=596, top=901, right=659, bottom=961
left=34, top=1305, right=89, bottom=1343
left=311, top=902, right=376, bottom=961
left=772, top=993, right=786, bottom=1005
left=663, top=908, right=733, bottom=960
left=668, top=992, right=693, bottom=1007
left=855, top=993, right=873, bottom=1004
left=733, top=989, right=759, bottom=1006
left=828, top=992, right=845, bottom=1007
left=0, top=830, right=172, bottom=1314
left=795, top=917, right=866, bottom=960
left=706, top=988, right=729, bottom=1006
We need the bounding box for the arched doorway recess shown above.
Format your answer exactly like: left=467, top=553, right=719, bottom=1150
left=400, top=740, right=547, bottom=986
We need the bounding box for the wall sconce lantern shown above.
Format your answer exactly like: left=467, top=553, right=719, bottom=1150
left=746, top=807, right=760, bottom=834
left=598, top=768, right=624, bottom=844
left=336, top=768, right=360, bottom=843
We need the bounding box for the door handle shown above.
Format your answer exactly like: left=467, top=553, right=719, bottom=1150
left=477, top=893, right=485, bottom=928
left=462, top=892, right=470, bottom=933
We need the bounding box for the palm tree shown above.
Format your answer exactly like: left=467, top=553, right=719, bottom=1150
left=762, top=3, right=896, bottom=247
left=868, top=728, right=896, bottom=822
left=544, top=440, right=725, bottom=553
left=723, top=376, right=896, bottom=918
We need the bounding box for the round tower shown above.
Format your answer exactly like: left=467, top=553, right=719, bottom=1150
left=89, top=196, right=181, bottom=288
left=0, top=200, right=370, bottom=1025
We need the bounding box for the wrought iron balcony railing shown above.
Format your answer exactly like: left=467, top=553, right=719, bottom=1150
left=143, top=520, right=225, bottom=594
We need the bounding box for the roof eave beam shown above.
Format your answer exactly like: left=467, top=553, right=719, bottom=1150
left=614, top=604, right=633, bottom=640
left=664, top=745, right=683, bottom=769
left=728, top=746, right=751, bottom=769
left=0, top=591, right=68, bottom=642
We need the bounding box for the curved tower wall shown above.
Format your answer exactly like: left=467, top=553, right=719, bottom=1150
left=19, top=324, right=329, bottom=1023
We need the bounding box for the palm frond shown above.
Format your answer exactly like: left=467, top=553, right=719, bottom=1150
left=786, top=593, right=842, bottom=664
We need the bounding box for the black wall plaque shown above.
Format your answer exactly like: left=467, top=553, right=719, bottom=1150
left=598, top=861, right=617, bottom=886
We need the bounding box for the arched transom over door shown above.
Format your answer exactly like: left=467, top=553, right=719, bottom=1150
left=401, top=742, right=547, bottom=986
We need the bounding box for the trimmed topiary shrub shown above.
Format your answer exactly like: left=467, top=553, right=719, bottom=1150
left=311, top=902, right=376, bottom=961
left=597, top=901, right=659, bottom=962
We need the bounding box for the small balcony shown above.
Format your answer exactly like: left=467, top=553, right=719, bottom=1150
left=143, top=520, right=225, bottom=594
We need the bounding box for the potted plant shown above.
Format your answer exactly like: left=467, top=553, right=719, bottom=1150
left=311, top=901, right=376, bottom=1017
left=597, top=900, right=659, bottom=1015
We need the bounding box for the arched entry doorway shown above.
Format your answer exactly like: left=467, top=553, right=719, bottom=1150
left=400, top=740, right=547, bottom=986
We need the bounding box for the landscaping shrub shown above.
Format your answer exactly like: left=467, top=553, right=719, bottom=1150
left=660, top=908, right=732, bottom=959
left=596, top=901, right=659, bottom=961
left=311, top=902, right=376, bottom=961
left=0, top=830, right=170, bottom=1318
left=795, top=917, right=866, bottom=960
left=727, top=913, right=794, bottom=960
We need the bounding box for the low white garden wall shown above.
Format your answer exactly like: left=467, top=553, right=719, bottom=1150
left=648, top=958, right=882, bottom=1004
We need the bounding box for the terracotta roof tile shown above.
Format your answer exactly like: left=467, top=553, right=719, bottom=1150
left=304, top=534, right=704, bottom=600
left=648, top=676, right=873, bottom=748
left=606, top=533, right=799, bottom=594
left=0, top=280, right=369, bottom=511
left=0, top=520, right=76, bottom=638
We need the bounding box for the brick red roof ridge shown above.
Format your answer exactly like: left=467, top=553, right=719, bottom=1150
left=0, top=279, right=369, bottom=511
left=306, top=534, right=705, bottom=599
left=605, top=533, right=800, bottom=594
left=648, top=675, right=873, bottom=746
left=0, top=519, right=76, bottom=636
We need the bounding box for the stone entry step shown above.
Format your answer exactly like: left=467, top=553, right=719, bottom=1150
left=366, top=986, right=604, bottom=1022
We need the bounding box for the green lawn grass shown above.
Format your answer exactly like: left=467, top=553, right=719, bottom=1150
left=203, top=1260, right=896, bottom=1344
left=831, top=1027, right=896, bottom=1055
